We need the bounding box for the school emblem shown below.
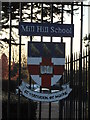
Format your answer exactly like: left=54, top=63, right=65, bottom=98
left=27, top=42, right=65, bottom=88
left=18, top=42, right=72, bottom=102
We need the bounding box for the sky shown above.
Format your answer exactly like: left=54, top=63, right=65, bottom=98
left=63, top=0, right=89, bottom=56
left=0, top=1, right=89, bottom=61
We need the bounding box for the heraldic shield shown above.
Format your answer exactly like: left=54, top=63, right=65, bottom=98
left=27, top=42, right=65, bottom=88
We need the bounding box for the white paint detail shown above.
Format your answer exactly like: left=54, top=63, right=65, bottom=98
left=40, top=66, right=53, bottom=74
left=19, top=81, right=72, bottom=102
left=51, top=75, right=62, bottom=86
left=52, top=58, right=65, bottom=65
left=31, top=75, right=41, bottom=86
left=27, top=57, right=42, bottom=65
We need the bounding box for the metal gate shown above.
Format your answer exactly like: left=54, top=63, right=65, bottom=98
left=1, top=2, right=90, bottom=120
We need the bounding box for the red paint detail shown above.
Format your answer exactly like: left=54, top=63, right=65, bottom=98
left=41, top=75, right=52, bottom=88
left=28, top=65, right=40, bottom=75
left=28, top=65, right=64, bottom=75
left=40, top=58, right=53, bottom=66
left=27, top=58, right=64, bottom=87
left=53, top=65, right=64, bottom=75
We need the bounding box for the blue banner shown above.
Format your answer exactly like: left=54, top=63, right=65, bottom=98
left=19, top=22, right=74, bottom=37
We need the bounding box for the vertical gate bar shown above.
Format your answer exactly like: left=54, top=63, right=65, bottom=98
left=65, top=57, right=67, bottom=119
left=82, top=51, right=84, bottom=119
left=75, top=52, right=78, bottom=120
left=68, top=55, right=70, bottom=119
left=68, top=56, right=70, bottom=83
left=50, top=3, right=53, bottom=45
left=65, top=57, right=68, bottom=119
left=63, top=66, right=65, bottom=119
left=70, top=2, right=73, bottom=119
left=7, top=2, right=11, bottom=120
left=39, top=90, right=42, bottom=120
left=65, top=57, right=68, bottom=120
left=66, top=57, right=68, bottom=119
left=61, top=4, right=64, bottom=119
left=39, top=3, right=43, bottom=120
left=78, top=2, right=83, bottom=119
left=75, top=53, right=76, bottom=120
left=82, top=50, right=85, bottom=119
left=28, top=3, right=33, bottom=120
left=59, top=3, right=64, bottom=120
left=77, top=54, right=79, bottom=120
left=67, top=57, right=69, bottom=120
left=85, top=48, right=88, bottom=119
left=17, top=2, right=22, bottom=120
left=28, top=75, right=32, bottom=119
left=69, top=56, right=71, bottom=119
left=80, top=2, right=83, bottom=58
left=73, top=53, right=75, bottom=119
left=41, top=3, right=43, bottom=43
left=75, top=53, right=77, bottom=120
left=88, top=45, right=90, bottom=120
left=61, top=4, right=64, bottom=43
left=63, top=59, right=66, bottom=119
left=49, top=3, right=53, bottom=120
left=78, top=53, right=82, bottom=119
left=39, top=89, right=42, bottom=120
left=70, top=3, right=73, bottom=70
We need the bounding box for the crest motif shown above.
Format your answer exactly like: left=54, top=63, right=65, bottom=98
left=27, top=42, right=65, bottom=88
